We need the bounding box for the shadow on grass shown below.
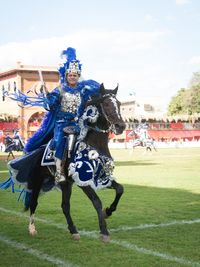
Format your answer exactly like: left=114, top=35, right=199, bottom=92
left=0, top=182, right=200, bottom=267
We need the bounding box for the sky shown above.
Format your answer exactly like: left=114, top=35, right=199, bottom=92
left=1, top=0, right=200, bottom=109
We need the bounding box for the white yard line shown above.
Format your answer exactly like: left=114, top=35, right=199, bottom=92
left=0, top=207, right=200, bottom=266
left=110, top=239, right=200, bottom=267
left=108, top=218, right=200, bottom=232
left=0, top=234, right=79, bottom=267
left=1, top=207, right=200, bottom=233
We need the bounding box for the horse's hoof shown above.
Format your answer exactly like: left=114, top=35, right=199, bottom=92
left=71, top=233, right=80, bottom=241
left=100, top=234, right=110, bottom=243
left=102, top=208, right=109, bottom=219
left=29, top=230, right=37, bottom=236
left=28, top=224, right=37, bottom=236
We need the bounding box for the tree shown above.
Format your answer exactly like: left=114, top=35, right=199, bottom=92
left=187, top=85, right=200, bottom=114
left=168, top=70, right=200, bottom=116
left=168, top=88, right=187, bottom=115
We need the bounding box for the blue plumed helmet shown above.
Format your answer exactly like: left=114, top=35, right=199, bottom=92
left=58, top=47, right=82, bottom=84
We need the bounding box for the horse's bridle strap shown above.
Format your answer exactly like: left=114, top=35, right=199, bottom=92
left=88, top=125, right=111, bottom=133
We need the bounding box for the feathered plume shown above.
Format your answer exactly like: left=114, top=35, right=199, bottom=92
left=58, top=47, right=82, bottom=84
left=61, top=47, right=77, bottom=61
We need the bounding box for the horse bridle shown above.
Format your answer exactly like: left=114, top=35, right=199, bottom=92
left=88, top=93, right=120, bottom=134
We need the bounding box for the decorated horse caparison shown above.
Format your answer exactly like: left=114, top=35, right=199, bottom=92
left=1, top=84, right=126, bottom=242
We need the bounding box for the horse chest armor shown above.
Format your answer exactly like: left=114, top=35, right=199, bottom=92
left=60, top=91, right=81, bottom=113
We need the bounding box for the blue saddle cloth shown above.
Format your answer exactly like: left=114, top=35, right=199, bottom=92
left=1, top=140, right=115, bottom=194
left=7, top=146, right=55, bottom=192
left=69, top=141, right=115, bottom=190
left=8, top=146, right=45, bottom=184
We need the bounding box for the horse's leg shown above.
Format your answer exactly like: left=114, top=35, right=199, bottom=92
left=6, top=152, right=10, bottom=161
left=81, top=186, right=110, bottom=242
left=148, top=146, right=152, bottom=152
left=60, top=182, right=80, bottom=241
left=7, top=151, right=15, bottom=160
left=28, top=186, right=40, bottom=236
left=11, top=151, right=15, bottom=159
left=103, top=180, right=124, bottom=218
left=28, top=173, right=44, bottom=236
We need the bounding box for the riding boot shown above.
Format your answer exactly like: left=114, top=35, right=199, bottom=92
left=68, top=134, right=76, bottom=158
left=55, top=158, right=66, bottom=183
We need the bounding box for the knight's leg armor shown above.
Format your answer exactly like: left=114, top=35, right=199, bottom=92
left=68, top=134, right=76, bottom=158
left=55, top=158, right=66, bottom=183
left=60, top=134, right=77, bottom=178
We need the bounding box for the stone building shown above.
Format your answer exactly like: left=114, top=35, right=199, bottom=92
left=0, top=62, right=59, bottom=140
left=120, top=95, right=166, bottom=123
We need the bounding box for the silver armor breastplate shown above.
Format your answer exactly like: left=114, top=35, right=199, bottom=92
left=60, top=91, right=81, bottom=113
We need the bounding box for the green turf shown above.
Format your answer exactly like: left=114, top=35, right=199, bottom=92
left=0, top=147, right=200, bottom=267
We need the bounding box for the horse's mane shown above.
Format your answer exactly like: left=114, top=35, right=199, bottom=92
left=77, top=84, right=119, bottom=157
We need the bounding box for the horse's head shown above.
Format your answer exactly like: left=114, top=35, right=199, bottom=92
left=87, top=83, right=126, bottom=135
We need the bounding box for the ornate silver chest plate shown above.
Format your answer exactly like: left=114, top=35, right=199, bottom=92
left=61, top=91, right=81, bottom=113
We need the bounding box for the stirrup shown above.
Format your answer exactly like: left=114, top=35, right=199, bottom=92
left=55, top=172, right=66, bottom=183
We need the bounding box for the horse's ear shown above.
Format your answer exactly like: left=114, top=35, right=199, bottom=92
left=99, top=83, right=105, bottom=95
left=113, top=84, right=119, bottom=95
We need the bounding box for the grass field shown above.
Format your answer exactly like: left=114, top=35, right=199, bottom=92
left=0, top=147, right=200, bottom=267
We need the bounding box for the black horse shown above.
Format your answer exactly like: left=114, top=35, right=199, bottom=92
left=7, top=84, right=126, bottom=242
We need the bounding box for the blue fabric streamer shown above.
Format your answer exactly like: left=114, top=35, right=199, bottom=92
left=0, top=176, right=21, bottom=193
left=17, top=189, right=32, bottom=209
left=0, top=177, right=13, bottom=190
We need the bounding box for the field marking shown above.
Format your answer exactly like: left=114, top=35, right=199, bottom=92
left=0, top=170, right=9, bottom=173
left=1, top=207, right=200, bottom=266
left=1, top=207, right=200, bottom=233
left=0, top=234, right=79, bottom=267
left=110, top=239, right=200, bottom=267
left=108, top=218, right=200, bottom=233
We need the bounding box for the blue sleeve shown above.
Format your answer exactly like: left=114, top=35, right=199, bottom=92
left=46, top=87, right=60, bottom=110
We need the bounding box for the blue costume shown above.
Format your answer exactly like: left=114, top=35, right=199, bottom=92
left=25, top=79, right=100, bottom=158
left=0, top=47, right=118, bottom=203
left=2, top=47, right=100, bottom=182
